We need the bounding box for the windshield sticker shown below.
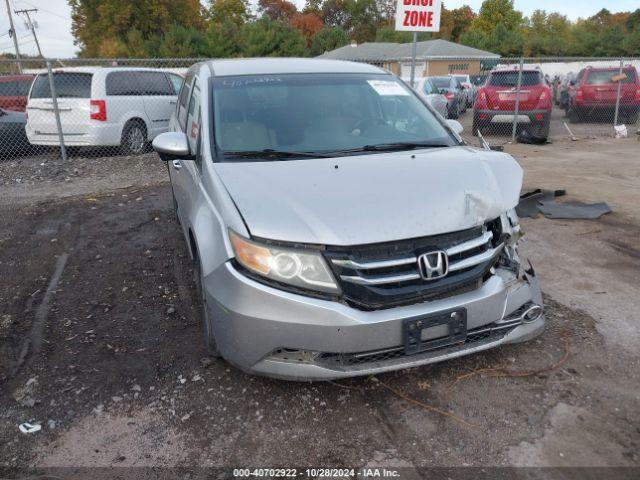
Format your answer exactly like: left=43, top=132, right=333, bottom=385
left=221, top=77, right=284, bottom=88
left=367, top=80, right=410, bottom=96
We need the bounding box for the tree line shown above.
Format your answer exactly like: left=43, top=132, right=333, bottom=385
left=59, top=0, right=640, bottom=58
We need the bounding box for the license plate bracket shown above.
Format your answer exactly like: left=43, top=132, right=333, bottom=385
left=403, top=308, right=467, bottom=355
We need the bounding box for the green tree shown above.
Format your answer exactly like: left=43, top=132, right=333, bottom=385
left=321, top=0, right=352, bottom=30
left=206, top=20, right=243, bottom=57
left=450, top=6, right=476, bottom=42
left=209, top=0, right=251, bottom=26
left=241, top=18, right=307, bottom=57
left=309, top=25, right=349, bottom=55
left=485, top=22, right=523, bottom=56
left=470, top=0, right=523, bottom=36
left=375, top=26, right=430, bottom=43
left=156, top=25, right=208, bottom=57
left=459, top=29, right=488, bottom=50
left=69, top=0, right=206, bottom=57
left=349, top=0, right=381, bottom=43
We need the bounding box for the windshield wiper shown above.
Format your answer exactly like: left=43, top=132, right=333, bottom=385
left=224, top=149, right=331, bottom=159
left=327, top=141, right=450, bottom=155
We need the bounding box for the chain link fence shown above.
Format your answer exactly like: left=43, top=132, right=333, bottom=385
left=0, top=56, right=638, bottom=164
left=459, top=56, right=640, bottom=145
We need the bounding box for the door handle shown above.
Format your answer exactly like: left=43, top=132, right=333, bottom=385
left=170, top=100, right=177, bottom=105
left=172, top=160, right=182, bottom=170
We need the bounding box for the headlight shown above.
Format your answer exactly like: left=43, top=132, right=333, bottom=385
left=229, top=230, right=340, bottom=294
left=501, top=208, right=521, bottom=242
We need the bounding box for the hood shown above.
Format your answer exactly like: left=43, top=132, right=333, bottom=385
left=214, top=146, right=522, bottom=246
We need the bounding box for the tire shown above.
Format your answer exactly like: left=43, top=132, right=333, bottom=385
left=625, top=111, right=639, bottom=125
left=568, top=107, right=580, bottom=124
left=193, top=254, right=221, bottom=357
left=120, top=120, right=148, bottom=156
left=449, top=101, right=460, bottom=119
left=532, top=121, right=550, bottom=141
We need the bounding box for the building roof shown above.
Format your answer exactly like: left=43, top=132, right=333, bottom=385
left=318, top=39, right=500, bottom=62
left=206, top=58, right=387, bottom=77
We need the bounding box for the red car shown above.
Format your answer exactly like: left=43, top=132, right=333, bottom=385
left=567, top=66, right=640, bottom=124
left=0, top=74, right=35, bottom=112
left=473, top=68, right=552, bottom=139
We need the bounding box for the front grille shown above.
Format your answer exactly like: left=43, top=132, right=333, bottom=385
left=324, top=221, right=503, bottom=310
left=317, top=320, right=520, bottom=368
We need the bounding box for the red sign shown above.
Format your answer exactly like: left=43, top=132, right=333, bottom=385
left=395, top=0, right=442, bottom=32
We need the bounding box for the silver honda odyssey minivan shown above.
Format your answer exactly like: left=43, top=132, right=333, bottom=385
left=152, top=58, right=544, bottom=381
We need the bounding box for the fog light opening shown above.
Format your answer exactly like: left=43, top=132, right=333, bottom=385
left=522, top=305, right=543, bottom=323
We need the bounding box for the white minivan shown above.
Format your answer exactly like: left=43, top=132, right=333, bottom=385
left=26, top=67, right=183, bottom=155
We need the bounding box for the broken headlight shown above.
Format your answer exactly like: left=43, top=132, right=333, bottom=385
left=229, top=230, right=340, bottom=294
left=498, top=208, right=522, bottom=271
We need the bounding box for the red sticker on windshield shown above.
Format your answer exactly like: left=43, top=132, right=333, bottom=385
left=190, top=121, right=199, bottom=139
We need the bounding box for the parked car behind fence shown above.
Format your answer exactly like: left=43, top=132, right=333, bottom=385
left=0, top=74, right=34, bottom=112
left=0, top=108, right=32, bottom=154
left=473, top=68, right=552, bottom=140
left=26, top=67, right=183, bottom=155
left=567, top=66, right=640, bottom=124
left=410, top=77, right=449, bottom=118
left=428, top=75, right=467, bottom=119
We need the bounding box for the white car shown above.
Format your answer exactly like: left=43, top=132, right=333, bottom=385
left=26, top=67, right=183, bottom=154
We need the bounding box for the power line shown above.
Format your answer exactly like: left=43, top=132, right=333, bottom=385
left=16, top=0, right=68, bottom=21
left=14, top=7, right=41, bottom=56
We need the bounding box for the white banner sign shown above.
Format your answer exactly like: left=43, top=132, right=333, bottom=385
left=395, top=0, right=442, bottom=32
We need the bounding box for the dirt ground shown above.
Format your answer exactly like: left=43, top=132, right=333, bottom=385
left=1, top=136, right=639, bottom=475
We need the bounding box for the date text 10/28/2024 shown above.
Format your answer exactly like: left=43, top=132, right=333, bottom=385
left=233, top=468, right=402, bottom=478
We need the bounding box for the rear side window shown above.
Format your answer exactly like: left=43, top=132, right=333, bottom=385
left=31, top=73, right=92, bottom=99
left=168, top=74, right=183, bottom=95
left=106, top=71, right=142, bottom=95
left=585, top=70, right=636, bottom=85
left=488, top=71, right=542, bottom=87
left=136, top=72, right=174, bottom=95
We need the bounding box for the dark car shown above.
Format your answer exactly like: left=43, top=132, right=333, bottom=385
left=428, top=75, right=467, bottom=119
left=0, top=74, right=35, bottom=112
left=473, top=68, right=552, bottom=139
left=558, top=73, right=576, bottom=111
left=567, top=66, right=640, bottom=124
left=0, top=108, right=32, bottom=153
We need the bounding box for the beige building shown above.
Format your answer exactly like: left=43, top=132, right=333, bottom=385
left=318, top=39, right=499, bottom=78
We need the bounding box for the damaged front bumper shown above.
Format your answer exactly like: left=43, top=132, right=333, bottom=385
left=203, top=257, right=544, bottom=381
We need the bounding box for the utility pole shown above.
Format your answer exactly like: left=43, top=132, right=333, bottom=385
left=4, top=0, right=22, bottom=72
left=15, top=8, right=42, bottom=57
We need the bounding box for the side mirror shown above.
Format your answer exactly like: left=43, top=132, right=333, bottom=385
left=152, top=131, right=193, bottom=161
left=446, top=119, right=463, bottom=135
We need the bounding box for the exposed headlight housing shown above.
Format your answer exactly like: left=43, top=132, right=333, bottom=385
left=499, top=208, right=523, bottom=269
left=229, top=230, right=340, bottom=294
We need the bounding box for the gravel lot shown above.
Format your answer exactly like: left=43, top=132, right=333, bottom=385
left=1, top=135, right=639, bottom=475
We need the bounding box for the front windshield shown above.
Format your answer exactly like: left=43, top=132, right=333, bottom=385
left=454, top=75, right=467, bottom=83
left=212, top=73, right=455, bottom=159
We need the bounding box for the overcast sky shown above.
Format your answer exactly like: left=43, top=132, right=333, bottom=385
left=0, top=0, right=638, bottom=58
